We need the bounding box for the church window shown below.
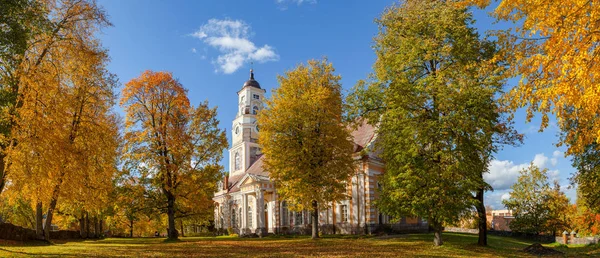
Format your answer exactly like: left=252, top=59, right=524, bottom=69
left=248, top=206, right=253, bottom=228
left=341, top=205, right=348, bottom=222
left=235, top=126, right=240, bottom=135
left=241, top=96, right=245, bottom=103
left=253, top=94, right=260, bottom=100
left=252, top=106, right=259, bottom=115
left=281, top=201, right=288, bottom=226
left=234, top=152, right=241, bottom=170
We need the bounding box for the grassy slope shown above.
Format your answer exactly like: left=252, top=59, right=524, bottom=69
left=0, top=233, right=598, bottom=257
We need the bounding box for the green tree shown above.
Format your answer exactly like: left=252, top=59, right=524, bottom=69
left=258, top=59, right=355, bottom=240
left=346, top=0, right=519, bottom=246
left=571, top=143, right=600, bottom=214
left=503, top=164, right=552, bottom=235
left=121, top=71, right=228, bottom=240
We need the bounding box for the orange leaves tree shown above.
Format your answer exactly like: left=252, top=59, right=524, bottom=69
left=258, top=59, right=355, bottom=240
left=121, top=71, right=227, bottom=240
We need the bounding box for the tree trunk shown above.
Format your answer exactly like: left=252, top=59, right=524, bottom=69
left=129, top=219, right=134, bottom=238
left=79, top=212, right=85, bottom=238
left=86, top=212, right=90, bottom=238
left=43, top=197, right=58, bottom=241
left=99, top=219, right=103, bottom=238
left=94, top=216, right=99, bottom=238
left=433, top=226, right=443, bottom=246
left=0, top=152, right=7, bottom=195
left=167, top=193, right=177, bottom=240
left=180, top=220, right=185, bottom=237
left=311, top=200, right=319, bottom=239
left=475, top=188, right=487, bottom=246
left=44, top=177, right=64, bottom=242
left=36, top=201, right=44, bottom=239
left=332, top=202, right=336, bottom=235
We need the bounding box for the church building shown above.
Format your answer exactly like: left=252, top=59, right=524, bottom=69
left=213, top=70, right=428, bottom=235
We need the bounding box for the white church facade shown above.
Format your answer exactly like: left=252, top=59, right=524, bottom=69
left=213, top=70, right=428, bottom=235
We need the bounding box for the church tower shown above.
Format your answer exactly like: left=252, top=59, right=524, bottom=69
left=229, top=69, right=266, bottom=177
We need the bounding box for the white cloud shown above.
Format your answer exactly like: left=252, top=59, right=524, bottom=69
left=532, top=153, right=549, bottom=168
left=551, top=150, right=562, bottom=166
left=191, top=48, right=197, bottom=53
left=190, top=19, right=279, bottom=74
left=485, top=152, right=560, bottom=191
left=485, top=159, right=530, bottom=191
left=484, top=151, right=573, bottom=210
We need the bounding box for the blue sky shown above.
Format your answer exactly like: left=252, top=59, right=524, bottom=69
left=97, top=0, right=576, bottom=209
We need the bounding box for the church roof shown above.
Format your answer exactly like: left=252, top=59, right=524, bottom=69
left=246, top=154, right=268, bottom=177
left=350, top=120, right=377, bottom=152
left=243, top=69, right=261, bottom=89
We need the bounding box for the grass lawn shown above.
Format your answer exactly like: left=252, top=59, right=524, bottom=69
left=0, top=233, right=599, bottom=257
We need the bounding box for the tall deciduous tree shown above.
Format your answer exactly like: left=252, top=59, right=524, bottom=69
left=121, top=71, right=227, bottom=240
left=503, top=164, right=552, bottom=235
left=0, top=0, right=49, bottom=195
left=346, top=0, right=519, bottom=246
left=4, top=0, right=119, bottom=241
left=258, top=59, right=355, bottom=240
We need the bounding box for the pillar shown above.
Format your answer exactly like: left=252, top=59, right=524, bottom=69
left=257, top=190, right=266, bottom=236
left=242, top=194, right=247, bottom=235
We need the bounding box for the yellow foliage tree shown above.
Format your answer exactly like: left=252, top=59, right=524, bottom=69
left=4, top=0, right=118, bottom=241
left=458, top=0, right=600, bottom=155
left=258, top=59, right=355, bottom=239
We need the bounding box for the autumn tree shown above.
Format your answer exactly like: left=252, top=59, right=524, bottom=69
left=346, top=0, right=519, bottom=246
left=546, top=181, right=572, bottom=236
left=573, top=191, right=600, bottom=236
left=258, top=59, right=355, bottom=240
left=457, top=0, right=600, bottom=157
left=0, top=0, right=49, bottom=194
left=2, top=0, right=119, bottom=241
left=503, top=164, right=556, bottom=235
left=121, top=71, right=227, bottom=240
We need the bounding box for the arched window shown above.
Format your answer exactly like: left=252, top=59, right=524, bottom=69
left=281, top=201, right=288, bottom=226
left=248, top=206, right=253, bottom=228
left=234, top=152, right=241, bottom=170
left=252, top=106, right=259, bottom=115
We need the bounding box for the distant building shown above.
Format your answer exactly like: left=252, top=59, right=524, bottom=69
left=213, top=70, right=428, bottom=235
left=487, top=209, right=514, bottom=231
